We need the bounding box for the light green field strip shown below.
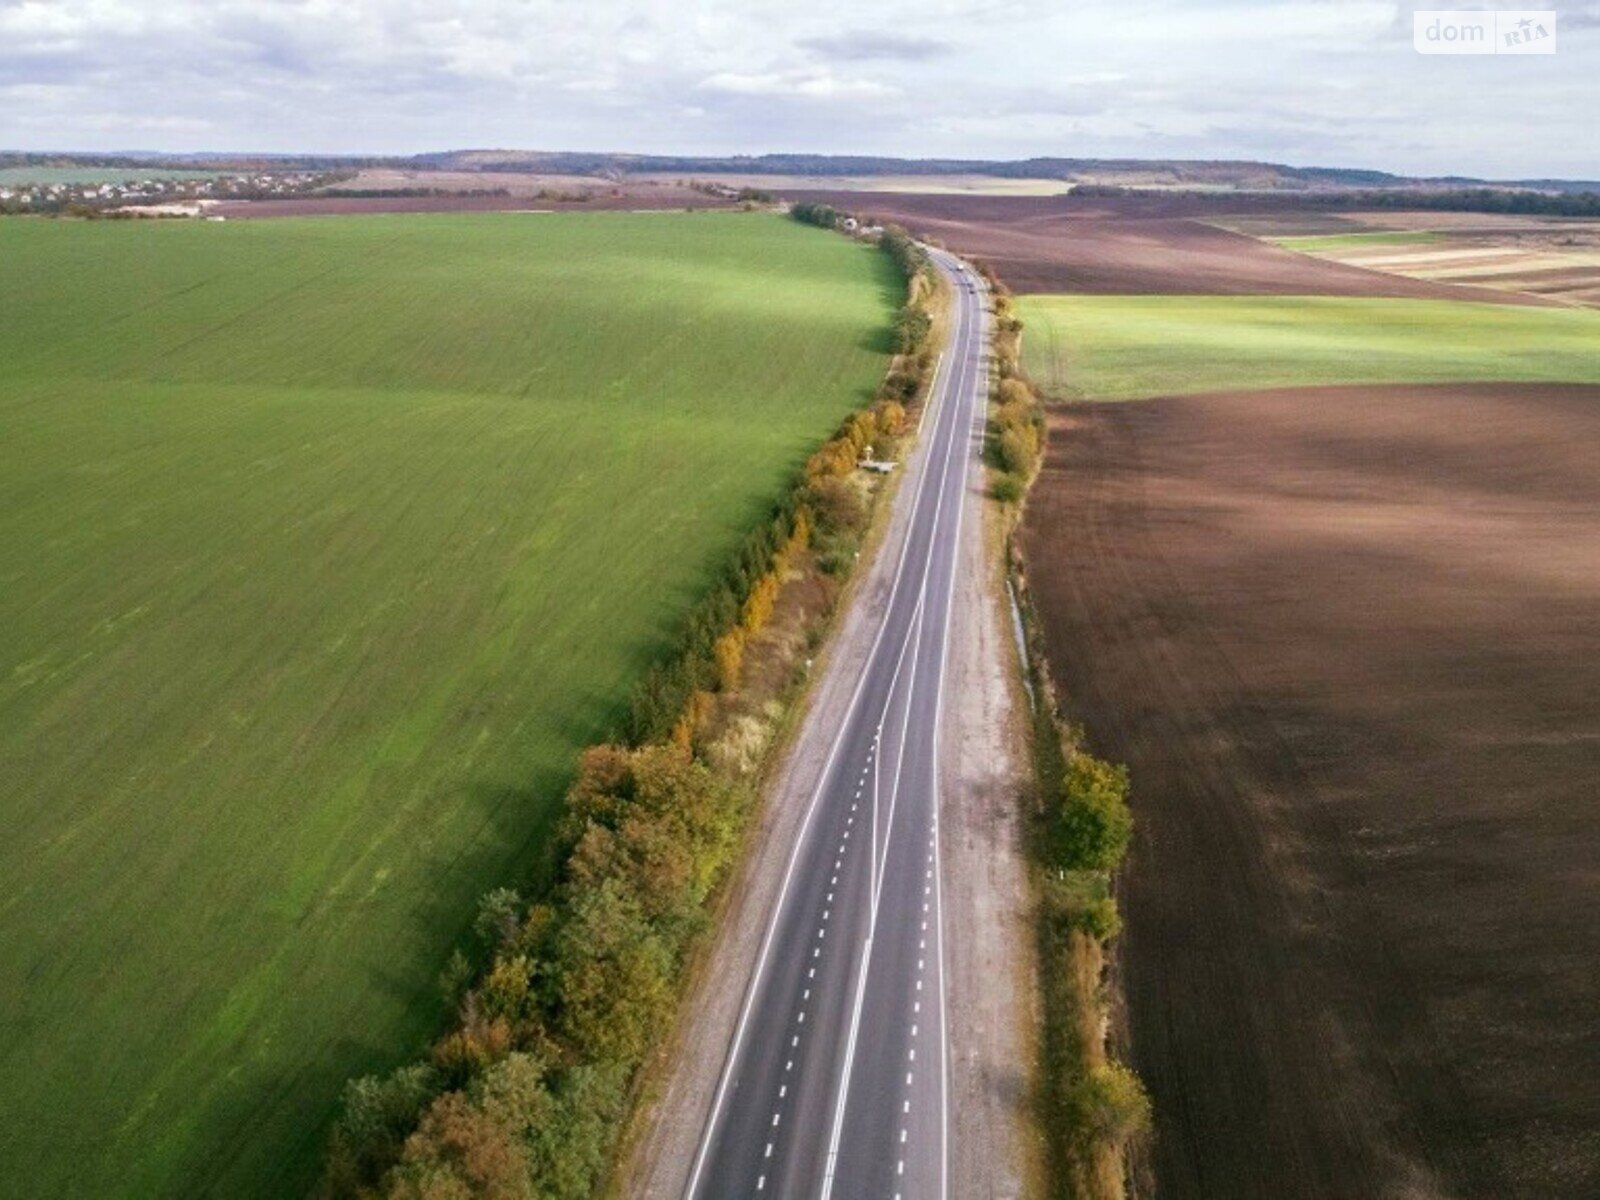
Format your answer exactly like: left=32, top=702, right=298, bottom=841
left=1018, top=294, right=1600, bottom=402
left=1269, top=230, right=1447, bottom=253
left=0, top=212, right=897, bottom=1198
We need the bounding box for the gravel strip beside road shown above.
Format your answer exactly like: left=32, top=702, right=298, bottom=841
left=943, top=496, right=1039, bottom=1200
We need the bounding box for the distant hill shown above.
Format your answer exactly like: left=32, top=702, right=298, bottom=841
left=403, top=150, right=1598, bottom=195
left=4, top=148, right=1596, bottom=195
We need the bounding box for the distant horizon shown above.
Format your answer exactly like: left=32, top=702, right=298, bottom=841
left=4, top=1, right=1596, bottom=180
left=4, top=146, right=1598, bottom=188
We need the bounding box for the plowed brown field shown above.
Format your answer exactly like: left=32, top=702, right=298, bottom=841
left=1021, top=383, right=1600, bottom=1199
left=792, top=191, right=1550, bottom=302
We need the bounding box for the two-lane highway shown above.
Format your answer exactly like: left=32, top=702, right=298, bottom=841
left=687, top=249, right=989, bottom=1199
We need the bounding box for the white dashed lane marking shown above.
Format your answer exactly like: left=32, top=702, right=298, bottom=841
left=752, top=744, right=884, bottom=1195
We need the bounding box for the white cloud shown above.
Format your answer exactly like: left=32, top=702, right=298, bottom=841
left=698, top=69, right=898, bottom=99
left=0, top=0, right=1593, bottom=176
left=796, top=30, right=952, bottom=61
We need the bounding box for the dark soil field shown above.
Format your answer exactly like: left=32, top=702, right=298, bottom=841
left=793, top=191, right=1549, bottom=302
left=1020, top=382, right=1600, bottom=1199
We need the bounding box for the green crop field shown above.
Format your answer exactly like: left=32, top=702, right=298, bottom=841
left=1269, top=230, right=1447, bottom=252
left=0, top=213, right=897, bottom=1196
left=1019, top=294, right=1600, bottom=401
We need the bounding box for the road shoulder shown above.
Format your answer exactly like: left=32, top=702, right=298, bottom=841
left=944, top=461, right=1042, bottom=1199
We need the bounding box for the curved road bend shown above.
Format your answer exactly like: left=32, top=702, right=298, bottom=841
left=686, top=249, right=990, bottom=1200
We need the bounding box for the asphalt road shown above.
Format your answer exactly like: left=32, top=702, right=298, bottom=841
left=687, top=250, right=989, bottom=1200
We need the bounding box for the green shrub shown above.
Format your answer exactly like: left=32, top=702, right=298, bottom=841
left=894, top=305, right=932, bottom=355
left=1073, top=1061, right=1151, bottom=1148
left=324, top=1064, right=444, bottom=1193
left=996, top=427, right=1038, bottom=477
left=527, top=1064, right=628, bottom=1200
left=385, top=1053, right=553, bottom=1200
left=997, top=378, right=1032, bottom=408
left=553, top=879, right=676, bottom=1066
left=790, top=201, right=839, bottom=229
left=1043, top=870, right=1123, bottom=942
left=805, top=476, right=867, bottom=535
left=878, top=370, right=919, bottom=402
left=475, top=888, right=525, bottom=950
left=1059, top=753, right=1133, bottom=873
left=814, top=539, right=860, bottom=577
left=1076, top=894, right=1121, bottom=942
left=991, top=474, right=1025, bottom=504
left=436, top=948, right=473, bottom=1007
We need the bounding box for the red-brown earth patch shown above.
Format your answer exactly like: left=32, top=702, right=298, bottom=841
left=1020, top=383, right=1600, bottom=1199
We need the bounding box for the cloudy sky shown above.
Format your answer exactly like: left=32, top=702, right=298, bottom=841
left=2, top=0, right=1596, bottom=177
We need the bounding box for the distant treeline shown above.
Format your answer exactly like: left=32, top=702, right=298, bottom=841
left=317, top=208, right=937, bottom=1200
left=0, top=151, right=388, bottom=173
left=1074, top=182, right=1600, bottom=217
left=1348, top=187, right=1600, bottom=216
left=0, top=151, right=181, bottom=172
